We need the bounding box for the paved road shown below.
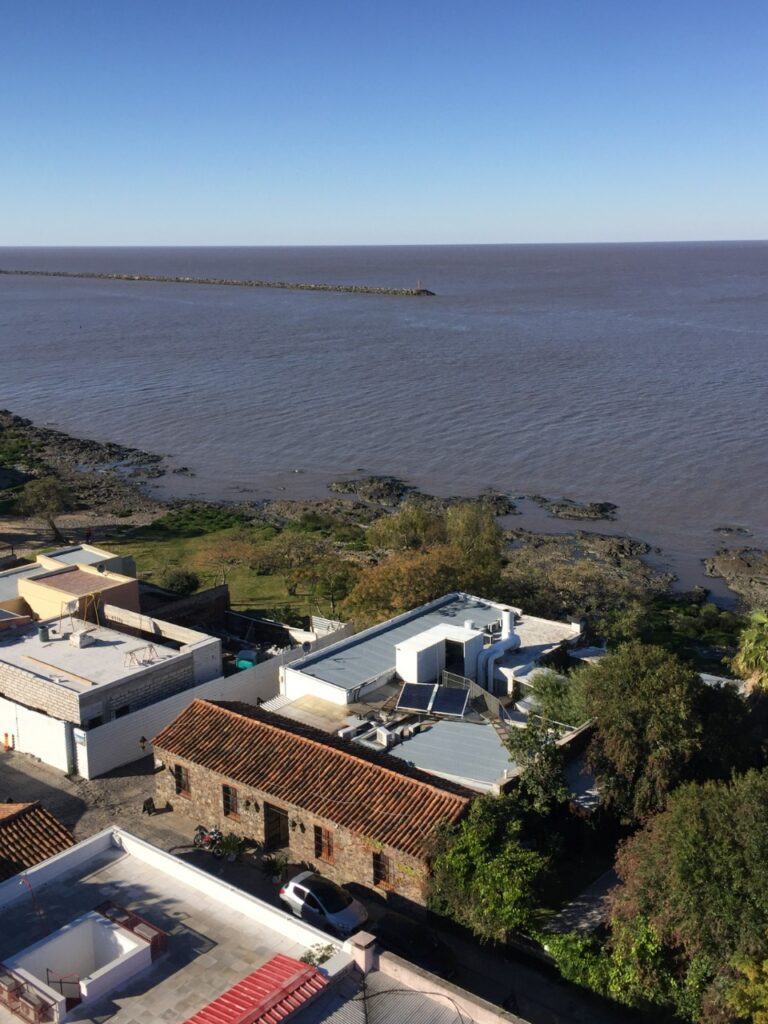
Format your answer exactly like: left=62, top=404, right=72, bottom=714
left=0, top=749, right=625, bottom=1024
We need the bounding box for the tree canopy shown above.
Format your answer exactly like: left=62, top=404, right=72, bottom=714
left=732, top=609, right=768, bottom=690
left=579, top=643, right=707, bottom=821
left=16, top=476, right=73, bottom=541
left=428, top=794, right=550, bottom=942
left=342, top=503, right=503, bottom=627
left=606, top=769, right=768, bottom=1021
left=506, top=717, right=569, bottom=814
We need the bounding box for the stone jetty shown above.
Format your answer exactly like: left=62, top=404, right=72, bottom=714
left=0, top=268, right=435, bottom=297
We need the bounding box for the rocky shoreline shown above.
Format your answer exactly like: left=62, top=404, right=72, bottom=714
left=1, top=410, right=763, bottom=607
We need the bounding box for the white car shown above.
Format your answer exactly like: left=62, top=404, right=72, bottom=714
left=279, top=871, right=368, bottom=937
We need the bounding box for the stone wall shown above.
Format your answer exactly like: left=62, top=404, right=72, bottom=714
left=153, top=751, right=430, bottom=906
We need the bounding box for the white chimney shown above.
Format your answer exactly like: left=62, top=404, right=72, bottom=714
left=501, top=608, right=515, bottom=640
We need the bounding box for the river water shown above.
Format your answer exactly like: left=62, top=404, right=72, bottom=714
left=1, top=243, right=766, bottom=595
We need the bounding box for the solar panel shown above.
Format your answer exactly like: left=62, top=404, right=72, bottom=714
left=396, top=683, right=437, bottom=713
left=431, top=686, right=470, bottom=718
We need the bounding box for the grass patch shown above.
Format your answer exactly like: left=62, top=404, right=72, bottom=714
left=126, top=504, right=250, bottom=540
left=283, top=511, right=367, bottom=549
left=103, top=522, right=316, bottom=615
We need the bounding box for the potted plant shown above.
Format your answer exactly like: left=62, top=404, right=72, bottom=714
left=261, top=851, right=289, bottom=883
left=219, top=833, right=242, bottom=863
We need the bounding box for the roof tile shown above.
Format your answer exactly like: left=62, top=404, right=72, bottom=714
left=0, top=802, right=76, bottom=881
left=153, top=700, right=471, bottom=858
left=183, top=953, right=326, bottom=1024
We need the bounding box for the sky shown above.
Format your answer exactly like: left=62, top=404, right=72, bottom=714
left=2, top=0, right=767, bottom=245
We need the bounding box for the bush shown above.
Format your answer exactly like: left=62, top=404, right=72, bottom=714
left=161, top=569, right=200, bottom=596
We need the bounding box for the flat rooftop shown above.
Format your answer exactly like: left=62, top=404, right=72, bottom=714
left=0, top=618, right=179, bottom=692
left=388, top=719, right=511, bottom=791
left=0, top=830, right=345, bottom=1024
left=0, top=563, right=47, bottom=602
left=44, top=544, right=117, bottom=566
left=31, top=565, right=129, bottom=596
left=291, top=593, right=578, bottom=692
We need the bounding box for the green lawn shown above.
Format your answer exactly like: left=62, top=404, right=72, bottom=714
left=102, top=523, right=309, bottom=616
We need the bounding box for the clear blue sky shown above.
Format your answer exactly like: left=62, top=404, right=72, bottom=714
left=2, top=0, right=767, bottom=244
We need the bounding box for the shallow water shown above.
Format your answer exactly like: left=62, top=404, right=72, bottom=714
left=1, top=242, right=766, bottom=595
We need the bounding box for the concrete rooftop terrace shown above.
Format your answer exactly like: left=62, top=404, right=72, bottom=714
left=290, top=593, right=580, bottom=692
left=0, top=618, right=179, bottom=692
left=0, top=829, right=345, bottom=1024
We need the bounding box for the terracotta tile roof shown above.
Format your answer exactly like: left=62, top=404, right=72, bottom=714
left=153, top=700, right=472, bottom=858
left=0, top=802, right=76, bottom=881
left=183, top=954, right=327, bottom=1024
left=33, top=566, right=126, bottom=596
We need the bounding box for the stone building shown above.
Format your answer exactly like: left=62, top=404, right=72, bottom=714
left=153, top=699, right=472, bottom=907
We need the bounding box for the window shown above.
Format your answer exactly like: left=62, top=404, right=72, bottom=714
left=372, top=851, right=394, bottom=887
left=114, top=705, right=130, bottom=719
left=314, top=825, right=334, bottom=863
left=222, top=784, right=239, bottom=818
left=174, top=764, right=190, bottom=796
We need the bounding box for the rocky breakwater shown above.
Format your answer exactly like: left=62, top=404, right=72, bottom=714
left=0, top=268, right=435, bottom=297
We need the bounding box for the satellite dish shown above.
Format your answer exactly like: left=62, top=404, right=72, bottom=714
left=302, top=641, right=311, bottom=654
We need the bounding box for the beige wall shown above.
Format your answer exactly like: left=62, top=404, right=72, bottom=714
left=19, top=567, right=140, bottom=622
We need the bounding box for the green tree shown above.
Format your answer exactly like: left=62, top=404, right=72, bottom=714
left=288, top=554, right=359, bottom=616
left=160, top=568, right=200, bottom=595
left=608, top=769, right=768, bottom=1021
left=506, top=718, right=569, bottom=814
left=16, top=476, right=73, bottom=542
left=529, top=668, right=589, bottom=731
left=580, top=643, right=705, bottom=821
left=732, top=610, right=768, bottom=690
left=429, top=794, right=550, bottom=942
left=725, top=951, right=768, bottom=1024
left=366, top=500, right=447, bottom=551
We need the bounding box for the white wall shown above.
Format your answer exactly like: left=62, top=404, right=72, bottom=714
left=0, top=695, right=72, bottom=773
left=282, top=666, right=350, bottom=705
left=184, top=637, right=223, bottom=683
left=75, top=656, right=283, bottom=779
left=116, top=831, right=339, bottom=948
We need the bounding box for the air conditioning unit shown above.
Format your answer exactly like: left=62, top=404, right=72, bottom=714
left=376, top=726, right=396, bottom=748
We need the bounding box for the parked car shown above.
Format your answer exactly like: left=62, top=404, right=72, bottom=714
left=279, top=871, right=368, bottom=937
left=369, top=911, right=457, bottom=979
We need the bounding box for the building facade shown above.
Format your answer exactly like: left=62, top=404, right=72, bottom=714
left=153, top=699, right=472, bottom=907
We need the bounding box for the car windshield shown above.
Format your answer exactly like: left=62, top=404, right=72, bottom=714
left=309, top=876, right=353, bottom=913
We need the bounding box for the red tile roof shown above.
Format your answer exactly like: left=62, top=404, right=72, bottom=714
left=153, top=700, right=471, bottom=858
left=0, top=802, right=75, bottom=881
left=183, top=954, right=327, bottom=1024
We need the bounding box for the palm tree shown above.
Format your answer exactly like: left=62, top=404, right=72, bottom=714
left=732, top=610, right=768, bottom=690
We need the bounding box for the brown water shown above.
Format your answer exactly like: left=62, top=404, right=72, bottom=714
left=1, top=243, right=766, bottom=596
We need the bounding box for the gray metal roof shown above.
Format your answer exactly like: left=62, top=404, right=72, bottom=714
left=388, top=719, right=510, bottom=791
left=44, top=545, right=107, bottom=565
left=294, top=594, right=503, bottom=691
left=0, top=563, right=47, bottom=602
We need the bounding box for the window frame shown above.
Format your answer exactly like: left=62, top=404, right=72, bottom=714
left=174, top=763, right=190, bottom=797
left=372, top=850, right=394, bottom=888
left=222, top=783, right=239, bottom=819
left=313, top=824, right=334, bottom=863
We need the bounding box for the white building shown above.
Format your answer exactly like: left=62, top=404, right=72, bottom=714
left=269, top=593, right=585, bottom=793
